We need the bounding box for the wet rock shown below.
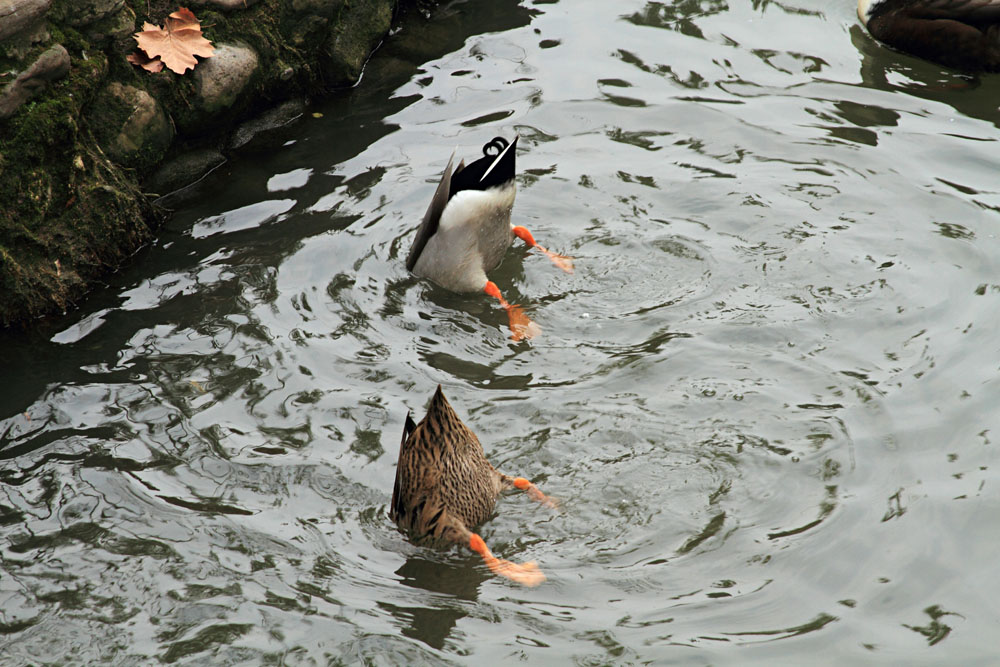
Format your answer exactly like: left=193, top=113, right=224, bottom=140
left=284, top=0, right=343, bottom=47
left=194, top=42, right=259, bottom=115
left=145, top=149, right=226, bottom=196
left=98, top=83, right=174, bottom=167
left=324, top=0, right=394, bottom=85
left=229, top=98, right=306, bottom=151
left=0, top=0, right=51, bottom=43
left=285, top=14, right=328, bottom=48
left=0, top=44, right=70, bottom=119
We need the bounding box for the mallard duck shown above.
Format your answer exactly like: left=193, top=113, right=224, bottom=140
left=858, top=0, right=1000, bottom=72
left=406, top=136, right=573, bottom=341
left=390, top=385, right=556, bottom=586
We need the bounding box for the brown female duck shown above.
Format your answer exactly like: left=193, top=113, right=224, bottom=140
left=390, top=385, right=556, bottom=586
left=859, top=0, right=1000, bottom=72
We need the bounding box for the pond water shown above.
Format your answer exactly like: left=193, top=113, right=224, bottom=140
left=3, top=0, right=1000, bottom=663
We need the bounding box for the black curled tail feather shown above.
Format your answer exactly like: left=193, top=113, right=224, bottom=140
left=483, top=136, right=509, bottom=157
left=449, top=135, right=518, bottom=197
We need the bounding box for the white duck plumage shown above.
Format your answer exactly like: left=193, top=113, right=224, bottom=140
left=407, top=144, right=517, bottom=292
left=406, top=136, right=572, bottom=340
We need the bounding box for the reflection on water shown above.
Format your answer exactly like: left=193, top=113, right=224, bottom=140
left=384, top=555, right=489, bottom=650
left=3, top=0, right=1000, bottom=663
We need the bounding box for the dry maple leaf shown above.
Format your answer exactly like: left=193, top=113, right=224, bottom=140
left=132, top=8, right=214, bottom=75
left=126, top=49, right=164, bottom=73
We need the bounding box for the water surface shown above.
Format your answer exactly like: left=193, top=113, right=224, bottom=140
left=3, top=1, right=1000, bottom=663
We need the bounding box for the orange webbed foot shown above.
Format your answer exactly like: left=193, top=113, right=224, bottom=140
left=469, top=534, right=546, bottom=587
left=512, top=226, right=574, bottom=274
left=506, top=303, right=542, bottom=341
left=484, top=281, right=541, bottom=341
left=489, top=558, right=546, bottom=587
left=546, top=252, right=574, bottom=274
left=512, top=477, right=559, bottom=509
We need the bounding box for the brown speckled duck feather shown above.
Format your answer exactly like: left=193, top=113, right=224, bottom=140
left=390, top=385, right=556, bottom=586
left=391, top=386, right=505, bottom=541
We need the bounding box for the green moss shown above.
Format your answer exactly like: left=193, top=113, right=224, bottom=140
left=47, top=23, right=89, bottom=55
left=10, top=97, right=78, bottom=148
left=0, top=0, right=399, bottom=327
left=88, top=87, right=134, bottom=153
left=0, top=37, right=157, bottom=326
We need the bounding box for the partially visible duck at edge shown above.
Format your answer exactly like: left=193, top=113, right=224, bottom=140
left=390, top=385, right=557, bottom=586
left=859, top=0, right=1000, bottom=72
left=406, top=136, right=573, bottom=341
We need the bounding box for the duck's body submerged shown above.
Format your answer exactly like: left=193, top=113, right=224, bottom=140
left=407, top=136, right=572, bottom=340
left=390, top=385, right=556, bottom=586
left=859, top=0, right=1000, bottom=72
left=407, top=137, right=518, bottom=293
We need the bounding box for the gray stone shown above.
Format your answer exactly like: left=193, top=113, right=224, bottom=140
left=0, top=0, right=51, bottom=43
left=99, top=83, right=174, bottom=166
left=50, top=0, right=124, bottom=27
left=194, top=43, right=259, bottom=114
left=0, top=43, right=70, bottom=119
left=229, top=98, right=306, bottom=150
left=145, top=149, right=226, bottom=195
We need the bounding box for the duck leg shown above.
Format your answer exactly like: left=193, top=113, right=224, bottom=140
left=484, top=281, right=541, bottom=341
left=441, top=512, right=545, bottom=587
left=469, top=533, right=546, bottom=587
left=512, top=226, right=574, bottom=274
left=502, top=474, right=559, bottom=509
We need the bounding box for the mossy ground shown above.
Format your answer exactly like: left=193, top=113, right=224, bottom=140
left=0, top=0, right=395, bottom=328
left=0, top=40, right=158, bottom=326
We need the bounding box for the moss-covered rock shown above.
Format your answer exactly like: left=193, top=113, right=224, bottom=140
left=0, top=0, right=402, bottom=327
left=324, top=0, right=394, bottom=84
left=50, top=0, right=126, bottom=27
left=0, top=43, right=70, bottom=118
left=0, top=39, right=159, bottom=326
left=95, top=82, right=174, bottom=166
left=145, top=148, right=226, bottom=195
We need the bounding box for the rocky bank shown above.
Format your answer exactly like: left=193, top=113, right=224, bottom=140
left=0, top=0, right=400, bottom=327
